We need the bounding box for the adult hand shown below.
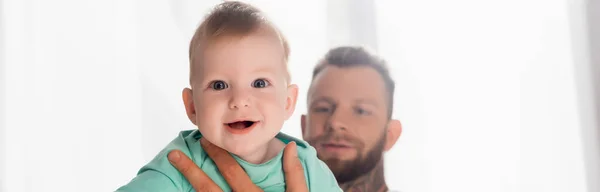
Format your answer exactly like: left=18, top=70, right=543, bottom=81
left=168, top=138, right=309, bottom=192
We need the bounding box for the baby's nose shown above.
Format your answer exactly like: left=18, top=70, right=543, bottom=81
left=229, top=94, right=250, bottom=109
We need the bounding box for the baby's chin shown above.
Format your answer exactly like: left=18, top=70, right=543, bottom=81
left=217, top=140, right=263, bottom=156
left=218, top=138, right=281, bottom=164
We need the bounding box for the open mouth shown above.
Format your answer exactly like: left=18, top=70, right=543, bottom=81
left=226, top=121, right=256, bottom=129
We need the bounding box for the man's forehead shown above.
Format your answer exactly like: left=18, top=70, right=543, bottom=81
left=308, top=65, right=387, bottom=103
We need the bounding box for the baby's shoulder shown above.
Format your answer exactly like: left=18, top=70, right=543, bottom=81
left=274, top=132, right=343, bottom=191
left=126, top=129, right=205, bottom=192
left=274, top=132, right=316, bottom=161
left=168, top=129, right=207, bottom=162
left=143, top=129, right=206, bottom=170
left=276, top=132, right=319, bottom=166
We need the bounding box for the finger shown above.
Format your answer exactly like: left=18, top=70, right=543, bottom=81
left=282, top=142, right=308, bottom=192
left=200, top=138, right=263, bottom=192
left=168, top=150, right=223, bottom=192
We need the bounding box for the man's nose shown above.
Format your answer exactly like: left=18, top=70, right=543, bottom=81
left=228, top=90, right=250, bottom=109
left=327, top=110, right=348, bottom=132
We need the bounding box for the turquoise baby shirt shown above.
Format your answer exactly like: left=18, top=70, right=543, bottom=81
left=117, top=129, right=342, bottom=192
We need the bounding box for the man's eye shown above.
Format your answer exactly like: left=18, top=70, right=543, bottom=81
left=313, top=107, right=330, bottom=113
left=355, top=107, right=371, bottom=115
left=210, top=80, right=228, bottom=90
left=252, top=79, right=270, bottom=88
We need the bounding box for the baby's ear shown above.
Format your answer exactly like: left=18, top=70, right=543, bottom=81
left=182, top=88, right=197, bottom=125
left=284, top=84, right=299, bottom=120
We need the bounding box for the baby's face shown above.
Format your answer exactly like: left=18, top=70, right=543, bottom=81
left=189, top=33, right=296, bottom=157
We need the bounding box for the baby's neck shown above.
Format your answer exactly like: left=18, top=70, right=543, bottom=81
left=238, top=138, right=286, bottom=164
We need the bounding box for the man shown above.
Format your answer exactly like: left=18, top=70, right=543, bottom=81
left=301, top=46, right=402, bottom=191
left=168, top=46, right=402, bottom=192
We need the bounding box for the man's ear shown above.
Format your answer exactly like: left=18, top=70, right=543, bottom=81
left=301, top=114, right=307, bottom=137
left=182, top=88, right=197, bottom=125
left=384, top=119, right=402, bottom=151
left=284, top=84, right=299, bottom=120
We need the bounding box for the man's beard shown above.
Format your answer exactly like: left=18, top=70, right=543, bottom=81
left=307, top=131, right=386, bottom=184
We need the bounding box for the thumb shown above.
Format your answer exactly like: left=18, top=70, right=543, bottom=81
left=283, top=142, right=308, bottom=192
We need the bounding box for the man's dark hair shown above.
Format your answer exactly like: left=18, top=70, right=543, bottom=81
left=312, top=46, right=395, bottom=119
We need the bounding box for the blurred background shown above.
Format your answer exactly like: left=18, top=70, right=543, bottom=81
left=1, top=0, right=599, bottom=191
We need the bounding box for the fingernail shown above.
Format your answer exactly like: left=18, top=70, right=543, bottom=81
left=168, top=150, right=180, bottom=162
left=290, top=141, right=298, bottom=157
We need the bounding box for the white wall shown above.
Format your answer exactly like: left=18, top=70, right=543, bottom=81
left=579, top=0, right=600, bottom=191
left=2, top=0, right=145, bottom=191
left=1, top=0, right=6, bottom=190
left=326, top=0, right=379, bottom=50
left=376, top=0, right=593, bottom=192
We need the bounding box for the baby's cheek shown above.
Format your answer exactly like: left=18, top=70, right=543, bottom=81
left=255, top=89, right=280, bottom=101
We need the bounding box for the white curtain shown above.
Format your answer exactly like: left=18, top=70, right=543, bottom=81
left=1, top=0, right=598, bottom=192
left=2, top=1, right=145, bottom=191
left=375, top=0, right=597, bottom=191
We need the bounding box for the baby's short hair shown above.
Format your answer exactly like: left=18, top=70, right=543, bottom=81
left=188, top=1, right=290, bottom=84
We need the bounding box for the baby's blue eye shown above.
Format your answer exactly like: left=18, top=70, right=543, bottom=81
left=210, top=80, right=228, bottom=90
left=252, top=79, right=269, bottom=88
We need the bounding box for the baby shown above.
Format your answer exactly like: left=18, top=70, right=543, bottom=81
left=117, top=1, right=341, bottom=192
